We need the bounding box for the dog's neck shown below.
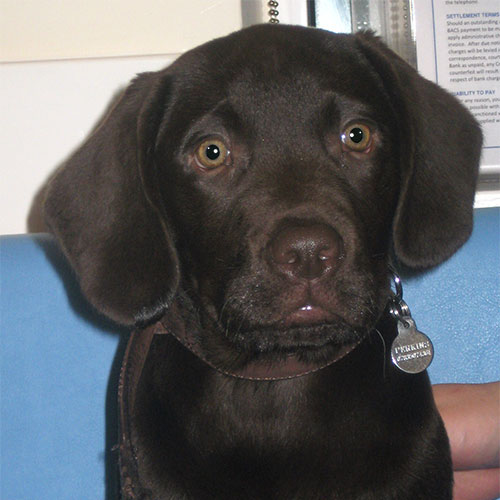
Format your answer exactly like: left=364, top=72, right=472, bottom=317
left=149, top=300, right=365, bottom=381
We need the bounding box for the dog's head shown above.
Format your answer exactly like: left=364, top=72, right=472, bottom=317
left=44, top=25, right=481, bottom=363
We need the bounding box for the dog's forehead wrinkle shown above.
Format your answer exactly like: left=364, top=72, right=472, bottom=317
left=178, top=99, right=243, bottom=143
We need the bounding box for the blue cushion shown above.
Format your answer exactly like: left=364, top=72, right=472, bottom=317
left=1, top=207, right=498, bottom=499
left=405, top=207, right=500, bottom=384
left=1, top=234, right=125, bottom=499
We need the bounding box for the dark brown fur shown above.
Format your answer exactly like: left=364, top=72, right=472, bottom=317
left=44, top=25, right=481, bottom=499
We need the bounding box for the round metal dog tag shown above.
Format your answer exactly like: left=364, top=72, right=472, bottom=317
left=391, top=318, right=434, bottom=374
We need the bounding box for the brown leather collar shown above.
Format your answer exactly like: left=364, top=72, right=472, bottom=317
left=159, top=316, right=361, bottom=381
left=121, top=310, right=364, bottom=390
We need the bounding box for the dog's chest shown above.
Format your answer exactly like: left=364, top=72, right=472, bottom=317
left=134, top=332, right=450, bottom=499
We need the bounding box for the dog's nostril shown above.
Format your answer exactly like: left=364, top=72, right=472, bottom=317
left=268, top=223, right=343, bottom=281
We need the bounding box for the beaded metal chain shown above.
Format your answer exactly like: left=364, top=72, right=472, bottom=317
left=268, top=1, right=279, bottom=23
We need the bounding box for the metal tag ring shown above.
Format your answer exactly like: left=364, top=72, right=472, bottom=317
left=391, top=271, right=403, bottom=301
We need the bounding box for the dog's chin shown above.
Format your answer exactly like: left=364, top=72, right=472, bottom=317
left=226, top=317, right=368, bottom=359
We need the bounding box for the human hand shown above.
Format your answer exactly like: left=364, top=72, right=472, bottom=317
left=433, top=382, right=500, bottom=500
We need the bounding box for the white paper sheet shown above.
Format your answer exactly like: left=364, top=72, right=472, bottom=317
left=414, top=0, right=500, bottom=171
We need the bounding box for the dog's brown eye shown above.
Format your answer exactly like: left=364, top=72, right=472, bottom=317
left=341, top=123, right=372, bottom=152
left=195, top=139, right=229, bottom=169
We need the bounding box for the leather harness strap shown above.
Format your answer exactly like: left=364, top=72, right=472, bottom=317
left=118, top=321, right=162, bottom=499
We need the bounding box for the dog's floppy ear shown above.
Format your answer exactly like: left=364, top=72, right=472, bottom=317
left=44, top=71, right=179, bottom=326
left=355, top=32, right=482, bottom=269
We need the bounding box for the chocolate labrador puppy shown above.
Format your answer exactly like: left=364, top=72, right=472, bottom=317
left=44, top=25, right=481, bottom=499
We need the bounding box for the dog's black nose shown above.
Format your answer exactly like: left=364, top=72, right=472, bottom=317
left=268, top=223, right=343, bottom=281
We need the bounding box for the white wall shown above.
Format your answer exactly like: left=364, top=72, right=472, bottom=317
left=1, top=55, right=177, bottom=234
left=1, top=0, right=268, bottom=234
left=0, top=0, right=243, bottom=61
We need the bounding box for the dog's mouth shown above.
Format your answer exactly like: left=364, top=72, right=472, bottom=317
left=210, top=287, right=377, bottom=359
left=179, top=276, right=384, bottom=377
left=282, top=303, right=334, bottom=327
